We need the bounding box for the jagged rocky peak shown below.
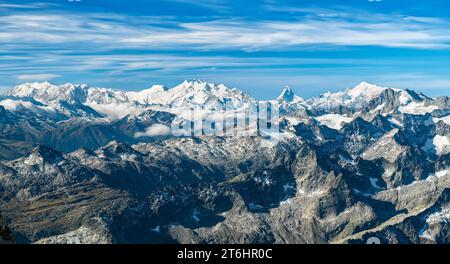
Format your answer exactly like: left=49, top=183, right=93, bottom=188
left=1, top=78, right=450, bottom=244
left=304, top=81, right=402, bottom=114
left=9, top=81, right=90, bottom=104
left=72, top=147, right=97, bottom=158
left=278, top=86, right=294, bottom=102
left=148, top=78, right=254, bottom=109
left=112, top=78, right=254, bottom=107
left=370, top=114, right=397, bottom=131
left=24, top=145, right=64, bottom=165
left=101, top=140, right=137, bottom=155
left=404, top=88, right=427, bottom=101
left=9, top=81, right=129, bottom=106
left=277, top=86, right=303, bottom=103
left=173, top=79, right=232, bottom=95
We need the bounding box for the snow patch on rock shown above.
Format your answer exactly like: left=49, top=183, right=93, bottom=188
left=315, top=114, right=353, bottom=130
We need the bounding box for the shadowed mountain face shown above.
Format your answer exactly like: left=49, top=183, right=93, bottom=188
left=0, top=80, right=449, bottom=244
left=0, top=210, right=14, bottom=244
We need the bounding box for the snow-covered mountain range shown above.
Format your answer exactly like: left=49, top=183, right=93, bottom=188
left=6, top=79, right=254, bottom=118
left=5, top=79, right=448, bottom=119
left=0, top=79, right=449, bottom=244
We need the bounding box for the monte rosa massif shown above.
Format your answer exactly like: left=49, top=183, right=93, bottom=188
left=0, top=80, right=449, bottom=244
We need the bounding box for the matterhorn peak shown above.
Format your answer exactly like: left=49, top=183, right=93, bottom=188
left=278, top=86, right=294, bottom=102
left=277, top=86, right=303, bottom=103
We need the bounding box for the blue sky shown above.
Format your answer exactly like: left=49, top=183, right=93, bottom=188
left=1, top=0, right=450, bottom=99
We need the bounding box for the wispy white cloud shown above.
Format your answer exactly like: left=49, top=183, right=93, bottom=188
left=16, top=74, right=60, bottom=81
left=167, top=0, right=230, bottom=12
left=0, top=2, right=54, bottom=9
left=1, top=9, right=450, bottom=51
left=0, top=52, right=393, bottom=75
left=134, top=124, right=172, bottom=137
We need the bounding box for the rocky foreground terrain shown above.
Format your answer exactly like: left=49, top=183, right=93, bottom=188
left=0, top=80, right=449, bottom=244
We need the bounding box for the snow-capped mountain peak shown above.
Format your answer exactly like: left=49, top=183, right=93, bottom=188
left=305, top=82, right=396, bottom=112
left=125, top=85, right=168, bottom=104
left=277, top=86, right=303, bottom=103
left=347, top=81, right=388, bottom=100
left=1, top=78, right=450, bottom=245
left=8, top=81, right=80, bottom=101
left=9, top=81, right=131, bottom=106
left=278, top=86, right=294, bottom=101
left=9, top=81, right=87, bottom=104
left=8, top=82, right=132, bottom=118
left=146, top=79, right=254, bottom=109
left=6, top=80, right=257, bottom=118
left=5, top=80, right=449, bottom=122
left=9, top=81, right=53, bottom=96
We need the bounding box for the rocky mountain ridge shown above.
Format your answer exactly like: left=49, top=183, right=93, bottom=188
left=0, top=80, right=448, bottom=244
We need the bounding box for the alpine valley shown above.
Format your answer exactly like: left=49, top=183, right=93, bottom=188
left=0, top=80, right=449, bottom=244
